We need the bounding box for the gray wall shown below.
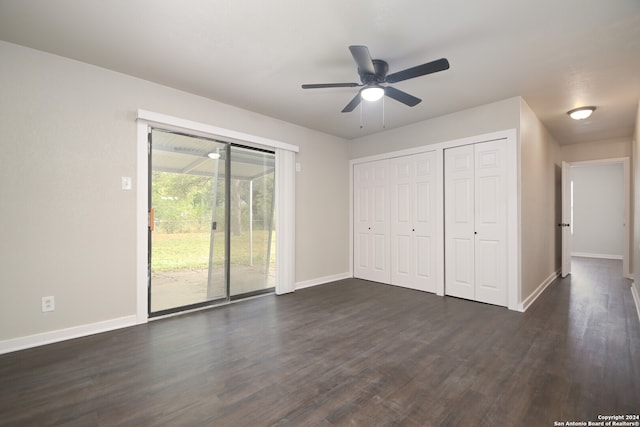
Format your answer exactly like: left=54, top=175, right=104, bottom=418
left=348, top=97, right=521, bottom=159
left=560, top=138, right=631, bottom=162
left=0, top=41, right=350, bottom=342
left=571, top=163, right=624, bottom=258
left=519, top=98, right=562, bottom=302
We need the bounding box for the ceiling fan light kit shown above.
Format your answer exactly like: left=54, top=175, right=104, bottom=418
left=302, top=45, right=450, bottom=113
left=567, top=106, right=596, bottom=120
left=361, top=85, right=385, bottom=102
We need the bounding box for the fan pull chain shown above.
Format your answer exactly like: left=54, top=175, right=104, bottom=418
left=360, top=101, right=363, bottom=129
left=382, top=96, right=386, bottom=129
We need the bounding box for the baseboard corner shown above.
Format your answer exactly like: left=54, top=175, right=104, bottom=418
left=295, top=272, right=351, bottom=290
left=631, top=282, right=640, bottom=324
left=518, top=269, right=560, bottom=312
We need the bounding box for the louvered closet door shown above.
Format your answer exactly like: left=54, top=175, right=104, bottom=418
left=353, top=160, right=390, bottom=283
left=444, top=141, right=508, bottom=306
left=390, top=152, right=437, bottom=292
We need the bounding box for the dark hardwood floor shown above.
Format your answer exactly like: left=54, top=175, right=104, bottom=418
left=1, top=257, right=639, bottom=426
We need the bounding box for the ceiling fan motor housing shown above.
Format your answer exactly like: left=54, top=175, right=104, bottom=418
left=360, top=59, right=389, bottom=84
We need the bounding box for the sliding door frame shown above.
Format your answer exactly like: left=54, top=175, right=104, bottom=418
left=136, top=110, right=298, bottom=324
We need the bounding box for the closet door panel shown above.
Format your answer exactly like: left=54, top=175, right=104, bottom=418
left=390, top=152, right=437, bottom=292
left=453, top=237, right=474, bottom=287
left=390, top=158, right=414, bottom=287
left=445, top=145, right=475, bottom=300
left=474, top=141, right=507, bottom=306
left=396, top=235, right=411, bottom=275
left=354, top=160, right=390, bottom=283
left=413, top=153, right=437, bottom=293
left=354, top=164, right=372, bottom=278
left=476, top=239, right=499, bottom=290
left=445, top=140, right=508, bottom=307
left=356, top=233, right=370, bottom=270
left=415, top=235, right=431, bottom=280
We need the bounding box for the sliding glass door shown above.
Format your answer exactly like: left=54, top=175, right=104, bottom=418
left=229, top=146, right=276, bottom=299
left=148, top=129, right=275, bottom=316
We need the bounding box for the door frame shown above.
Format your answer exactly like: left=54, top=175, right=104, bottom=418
left=136, top=110, right=298, bottom=324
left=561, top=157, right=631, bottom=279
left=349, top=128, right=519, bottom=310
left=561, top=161, right=572, bottom=277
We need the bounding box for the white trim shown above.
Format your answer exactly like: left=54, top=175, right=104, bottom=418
left=631, top=282, right=640, bottom=324
left=571, top=252, right=623, bottom=260
left=349, top=160, right=354, bottom=279
left=435, top=148, right=445, bottom=296
left=348, top=128, right=520, bottom=310
left=517, top=270, right=560, bottom=312
left=0, top=316, right=137, bottom=355
left=136, top=121, right=149, bottom=324
left=623, top=157, right=631, bottom=279
left=296, top=272, right=351, bottom=290
left=506, top=131, right=520, bottom=310
left=275, top=148, right=296, bottom=295
left=137, top=109, right=299, bottom=153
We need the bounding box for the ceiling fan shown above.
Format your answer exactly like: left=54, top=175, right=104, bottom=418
left=302, top=45, right=450, bottom=113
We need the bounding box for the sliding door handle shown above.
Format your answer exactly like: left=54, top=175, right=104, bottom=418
left=149, top=208, right=155, bottom=232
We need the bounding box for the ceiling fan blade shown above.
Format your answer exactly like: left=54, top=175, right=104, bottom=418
left=341, top=93, right=362, bottom=113
left=384, top=86, right=421, bottom=107
left=348, top=45, right=376, bottom=75
left=301, top=83, right=360, bottom=89
left=386, top=58, right=450, bottom=83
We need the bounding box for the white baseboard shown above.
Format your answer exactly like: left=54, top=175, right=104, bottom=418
left=0, top=315, right=137, bottom=355
left=631, top=282, right=640, bottom=324
left=296, top=272, right=351, bottom=290
left=571, top=252, right=623, bottom=260
left=517, top=270, right=560, bottom=312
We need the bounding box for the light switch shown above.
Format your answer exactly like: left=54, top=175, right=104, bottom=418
left=121, top=176, right=132, bottom=190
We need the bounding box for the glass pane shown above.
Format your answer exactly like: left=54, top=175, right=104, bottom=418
left=229, top=146, right=276, bottom=297
left=150, top=130, right=227, bottom=313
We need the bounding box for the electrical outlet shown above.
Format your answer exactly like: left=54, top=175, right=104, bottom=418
left=42, top=296, right=55, bottom=312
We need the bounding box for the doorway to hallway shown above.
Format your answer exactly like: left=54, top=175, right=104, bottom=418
left=560, top=158, right=630, bottom=279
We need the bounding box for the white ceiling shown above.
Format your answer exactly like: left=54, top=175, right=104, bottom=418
left=1, top=0, right=639, bottom=144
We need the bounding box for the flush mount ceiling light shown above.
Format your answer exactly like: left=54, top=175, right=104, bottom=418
left=567, top=106, right=596, bottom=120
left=360, top=85, right=385, bottom=102
left=207, top=152, right=220, bottom=159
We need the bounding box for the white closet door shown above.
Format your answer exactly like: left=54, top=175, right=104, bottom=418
left=390, top=152, right=437, bottom=292
left=444, top=141, right=508, bottom=306
left=354, top=160, right=390, bottom=283
left=444, top=145, right=475, bottom=300
left=474, top=141, right=507, bottom=306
